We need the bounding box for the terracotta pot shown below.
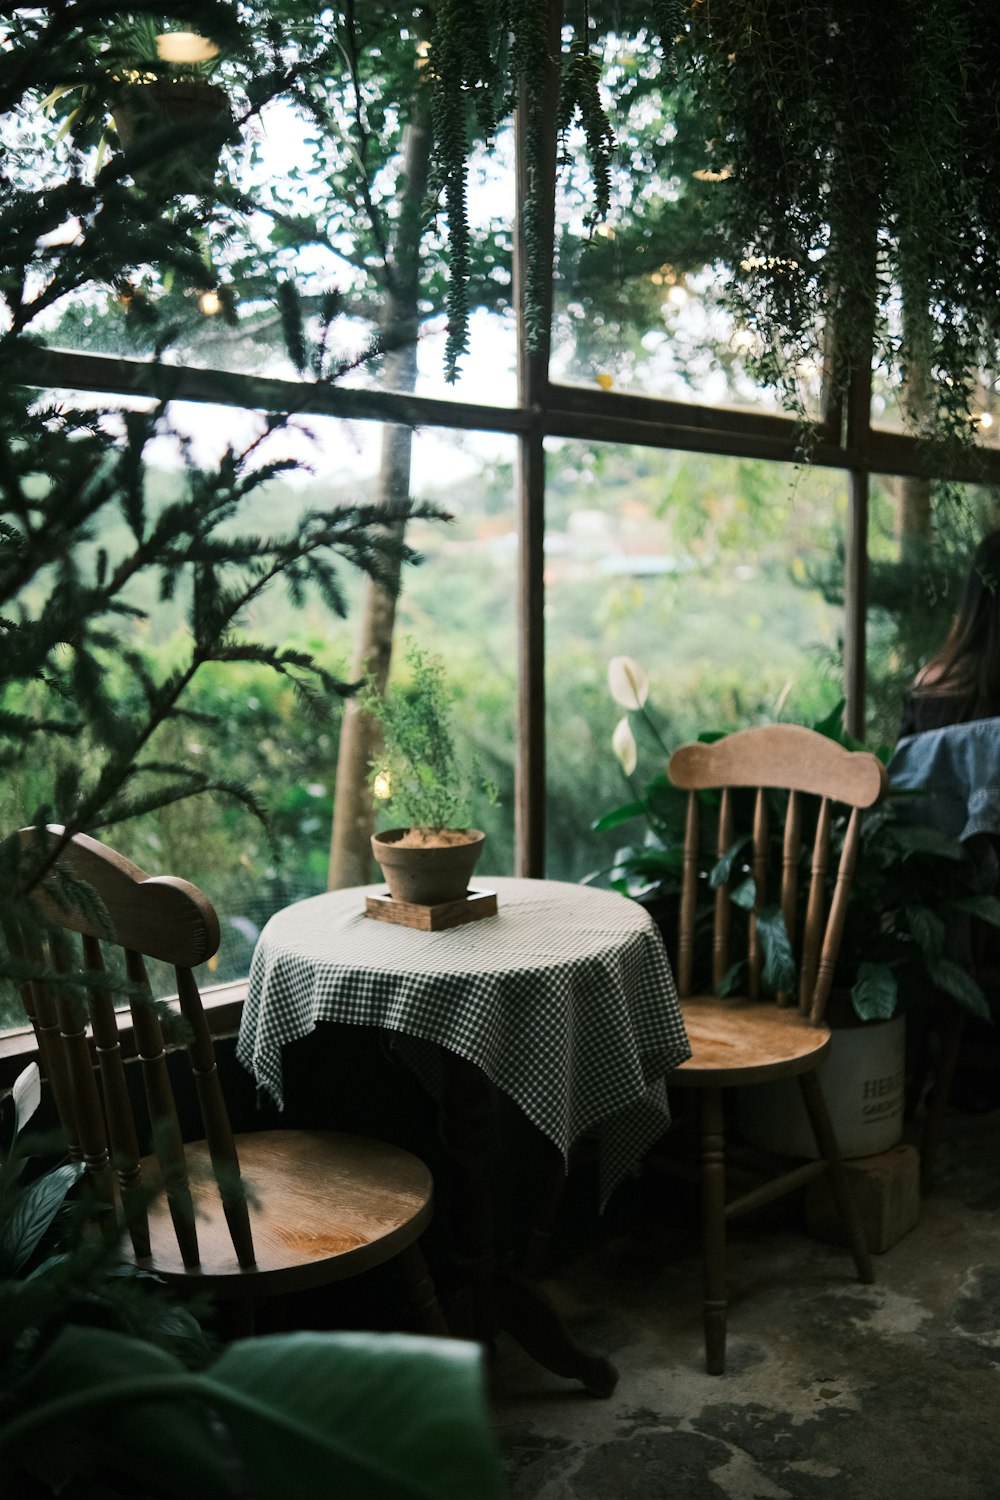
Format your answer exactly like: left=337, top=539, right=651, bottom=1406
left=371, top=829, right=485, bottom=906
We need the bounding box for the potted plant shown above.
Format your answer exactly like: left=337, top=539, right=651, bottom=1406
left=364, top=643, right=497, bottom=907
left=589, top=662, right=1000, bottom=1155
left=44, top=16, right=235, bottom=192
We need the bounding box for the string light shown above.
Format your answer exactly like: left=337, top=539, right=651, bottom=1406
left=198, top=290, right=222, bottom=316
left=156, top=32, right=219, bottom=65
left=373, top=771, right=393, bottom=800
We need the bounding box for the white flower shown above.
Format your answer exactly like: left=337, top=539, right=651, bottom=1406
left=608, top=655, right=649, bottom=710
left=612, top=716, right=638, bottom=776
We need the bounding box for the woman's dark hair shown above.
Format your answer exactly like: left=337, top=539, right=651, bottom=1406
left=913, top=528, right=1000, bottom=720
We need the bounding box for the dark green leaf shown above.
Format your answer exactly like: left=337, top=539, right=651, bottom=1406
left=892, top=825, right=966, bottom=861
left=851, top=962, right=898, bottom=1021
left=717, top=959, right=746, bottom=997
left=928, top=959, right=992, bottom=1020
left=0, top=1163, right=83, bottom=1274
left=709, top=834, right=750, bottom=888
left=756, top=905, right=797, bottom=992
left=729, top=876, right=756, bottom=910
left=592, top=799, right=646, bottom=833
left=208, top=1331, right=504, bottom=1500
left=905, top=904, right=946, bottom=960
left=11, top=1325, right=229, bottom=1494
left=952, top=894, right=1000, bottom=929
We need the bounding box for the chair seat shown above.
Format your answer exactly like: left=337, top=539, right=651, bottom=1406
left=668, top=995, right=832, bottom=1087
left=132, top=1129, right=434, bottom=1295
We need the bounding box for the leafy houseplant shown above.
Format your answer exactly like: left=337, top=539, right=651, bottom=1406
left=0, top=1070, right=505, bottom=1500
left=365, top=642, right=497, bottom=905
left=590, top=660, right=1000, bottom=1027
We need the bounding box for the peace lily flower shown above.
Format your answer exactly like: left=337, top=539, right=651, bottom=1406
left=608, top=655, right=649, bottom=710
left=611, top=715, right=638, bottom=776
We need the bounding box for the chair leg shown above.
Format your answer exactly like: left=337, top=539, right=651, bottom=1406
left=798, top=1071, right=874, bottom=1285
left=699, top=1086, right=727, bottom=1375
left=397, top=1242, right=450, bottom=1336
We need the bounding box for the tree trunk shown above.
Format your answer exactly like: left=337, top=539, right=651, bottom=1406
left=327, top=96, right=432, bottom=890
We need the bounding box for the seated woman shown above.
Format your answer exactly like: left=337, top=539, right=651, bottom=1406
left=899, top=528, right=1000, bottom=738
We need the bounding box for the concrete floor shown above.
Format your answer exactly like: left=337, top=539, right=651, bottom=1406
left=492, top=1107, right=1000, bottom=1500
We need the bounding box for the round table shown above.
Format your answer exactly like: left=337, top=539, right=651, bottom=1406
left=237, top=875, right=690, bottom=1208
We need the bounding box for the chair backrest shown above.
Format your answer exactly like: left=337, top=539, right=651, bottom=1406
left=667, top=725, right=887, bottom=1023
left=3, top=825, right=255, bottom=1271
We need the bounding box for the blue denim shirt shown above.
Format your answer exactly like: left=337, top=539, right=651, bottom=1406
left=888, top=716, right=1000, bottom=843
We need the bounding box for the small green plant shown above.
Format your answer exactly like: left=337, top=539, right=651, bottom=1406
left=365, top=642, right=497, bottom=833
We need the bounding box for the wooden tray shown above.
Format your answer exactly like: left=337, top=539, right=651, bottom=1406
left=364, top=887, right=499, bottom=931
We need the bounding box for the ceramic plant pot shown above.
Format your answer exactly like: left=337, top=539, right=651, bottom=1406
left=371, top=828, right=485, bottom=906
left=734, top=1005, right=906, bottom=1160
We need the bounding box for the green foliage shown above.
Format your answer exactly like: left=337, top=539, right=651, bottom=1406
left=366, top=642, right=498, bottom=832
left=0, top=1101, right=502, bottom=1499
left=1, top=8, right=455, bottom=1013
left=672, top=2, right=1000, bottom=446
left=589, top=688, right=998, bottom=1023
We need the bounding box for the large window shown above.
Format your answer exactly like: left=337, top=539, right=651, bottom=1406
left=6, top=4, right=1000, bottom=1055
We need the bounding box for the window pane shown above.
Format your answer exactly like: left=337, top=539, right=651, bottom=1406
left=1, top=394, right=515, bottom=1024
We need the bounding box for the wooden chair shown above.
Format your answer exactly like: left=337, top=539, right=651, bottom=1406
left=4, top=826, right=445, bottom=1337
left=666, top=724, right=886, bottom=1373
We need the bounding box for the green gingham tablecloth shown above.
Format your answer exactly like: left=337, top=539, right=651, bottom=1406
left=236, top=876, right=690, bottom=1207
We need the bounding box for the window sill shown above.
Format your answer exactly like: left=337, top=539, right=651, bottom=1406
left=0, top=979, right=249, bottom=1091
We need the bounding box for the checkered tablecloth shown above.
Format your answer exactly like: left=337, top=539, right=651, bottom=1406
left=236, top=876, right=690, bottom=1207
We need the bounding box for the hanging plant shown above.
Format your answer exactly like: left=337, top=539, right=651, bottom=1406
left=674, top=0, right=1000, bottom=451
left=427, top=0, right=657, bottom=380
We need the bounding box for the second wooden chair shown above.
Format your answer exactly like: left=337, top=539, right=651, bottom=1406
left=665, top=724, right=886, bottom=1373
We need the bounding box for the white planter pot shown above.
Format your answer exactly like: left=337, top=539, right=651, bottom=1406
left=734, top=1010, right=906, bottom=1160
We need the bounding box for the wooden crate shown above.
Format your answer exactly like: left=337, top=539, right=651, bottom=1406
left=363, top=888, right=498, bottom=931
left=805, top=1143, right=920, bottom=1254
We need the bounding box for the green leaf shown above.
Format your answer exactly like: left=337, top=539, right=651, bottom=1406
left=892, top=824, right=966, bottom=861
left=905, top=904, right=946, bottom=960
left=717, top=959, right=746, bottom=997
left=709, top=833, right=750, bottom=888
left=592, top=799, right=646, bottom=832
left=928, top=959, right=992, bottom=1021
left=8, top=1326, right=229, bottom=1495
left=208, top=1331, right=503, bottom=1500
left=952, top=894, right=1000, bottom=928
left=729, top=876, right=756, bottom=910
left=811, top=699, right=847, bottom=743
left=756, top=905, right=797, bottom=992
left=851, top=962, right=898, bottom=1021
left=0, top=1163, right=83, bottom=1274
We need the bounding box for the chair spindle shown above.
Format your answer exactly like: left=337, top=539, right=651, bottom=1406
left=125, top=948, right=200, bottom=1269
left=777, top=790, right=801, bottom=1006
left=712, top=788, right=734, bottom=992
left=678, top=791, right=699, bottom=998
left=748, top=788, right=768, bottom=1002
left=799, top=797, right=831, bottom=1015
